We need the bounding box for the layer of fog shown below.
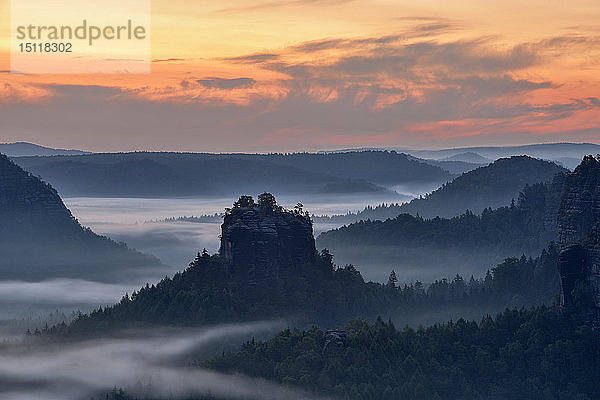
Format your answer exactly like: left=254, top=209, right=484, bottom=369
left=327, top=246, right=503, bottom=283
left=0, top=278, right=161, bottom=335
left=0, top=321, right=333, bottom=400
left=0, top=279, right=136, bottom=305
left=63, top=192, right=414, bottom=269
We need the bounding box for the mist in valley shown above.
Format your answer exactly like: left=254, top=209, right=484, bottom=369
left=0, top=190, right=417, bottom=334
left=0, top=321, right=336, bottom=400
left=62, top=192, right=415, bottom=273
left=0, top=170, right=564, bottom=399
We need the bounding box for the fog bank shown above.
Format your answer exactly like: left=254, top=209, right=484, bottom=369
left=0, top=321, right=332, bottom=400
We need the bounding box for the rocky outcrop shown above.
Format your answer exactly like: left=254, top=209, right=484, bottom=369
left=558, top=244, right=586, bottom=309
left=0, top=153, right=159, bottom=281
left=0, top=153, right=77, bottom=236
left=557, top=155, right=600, bottom=320
left=220, top=194, right=316, bottom=284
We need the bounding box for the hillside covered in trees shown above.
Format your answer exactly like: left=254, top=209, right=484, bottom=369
left=206, top=306, right=598, bottom=400
left=40, top=178, right=595, bottom=400
left=56, top=193, right=562, bottom=334
left=0, top=154, right=160, bottom=281
left=313, top=156, right=566, bottom=227
left=317, top=172, right=566, bottom=281
left=395, top=156, right=566, bottom=218
left=58, top=242, right=562, bottom=335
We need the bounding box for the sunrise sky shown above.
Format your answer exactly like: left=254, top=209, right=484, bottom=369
left=1, top=0, right=600, bottom=152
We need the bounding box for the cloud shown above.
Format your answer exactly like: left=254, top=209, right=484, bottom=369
left=215, top=0, right=355, bottom=14
left=2, top=28, right=600, bottom=151
left=196, top=77, right=256, bottom=89
left=0, top=279, right=133, bottom=305
left=222, top=53, right=280, bottom=63
left=0, top=322, right=336, bottom=400
left=153, top=58, right=186, bottom=63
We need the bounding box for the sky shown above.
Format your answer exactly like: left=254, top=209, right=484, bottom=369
left=1, top=0, right=600, bottom=152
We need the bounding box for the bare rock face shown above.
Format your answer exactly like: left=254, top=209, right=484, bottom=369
left=557, top=155, right=600, bottom=320
left=219, top=194, right=316, bottom=285
left=558, top=244, right=586, bottom=309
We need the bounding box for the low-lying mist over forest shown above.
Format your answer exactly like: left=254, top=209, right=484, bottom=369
left=63, top=192, right=407, bottom=269
left=0, top=322, right=326, bottom=400
left=1, top=145, right=599, bottom=400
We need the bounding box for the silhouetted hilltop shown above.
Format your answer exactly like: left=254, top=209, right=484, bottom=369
left=396, top=156, right=566, bottom=218
left=441, top=151, right=492, bottom=163
left=0, top=154, right=76, bottom=231
left=316, top=156, right=564, bottom=227
left=0, top=142, right=89, bottom=157
left=0, top=154, right=160, bottom=281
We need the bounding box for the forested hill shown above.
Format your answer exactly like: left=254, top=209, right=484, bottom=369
left=59, top=194, right=562, bottom=335
left=0, top=154, right=160, bottom=281
left=396, top=156, right=566, bottom=218
left=206, top=306, right=598, bottom=400
left=61, top=242, right=561, bottom=335
left=313, top=156, right=566, bottom=226
left=317, top=173, right=566, bottom=281
left=12, top=151, right=452, bottom=197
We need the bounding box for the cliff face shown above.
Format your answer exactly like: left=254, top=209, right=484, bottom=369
left=557, top=155, right=600, bottom=319
left=0, top=154, right=77, bottom=236
left=220, top=198, right=316, bottom=284
left=0, top=153, right=159, bottom=281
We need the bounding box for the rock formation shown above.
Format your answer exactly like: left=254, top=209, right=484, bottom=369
left=557, top=155, right=600, bottom=320
left=0, top=154, right=79, bottom=236
left=0, top=153, right=159, bottom=281
left=220, top=193, right=316, bottom=284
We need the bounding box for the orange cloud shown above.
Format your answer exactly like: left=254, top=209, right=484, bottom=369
left=0, top=0, right=599, bottom=151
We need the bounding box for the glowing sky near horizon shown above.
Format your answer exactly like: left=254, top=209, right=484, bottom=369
left=0, top=0, right=600, bottom=152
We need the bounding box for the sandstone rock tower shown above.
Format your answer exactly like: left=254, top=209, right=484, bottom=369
left=557, top=155, right=600, bottom=320
left=219, top=193, right=316, bottom=284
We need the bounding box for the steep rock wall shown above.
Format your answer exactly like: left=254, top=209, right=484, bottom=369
left=220, top=201, right=316, bottom=284
left=558, top=155, right=600, bottom=320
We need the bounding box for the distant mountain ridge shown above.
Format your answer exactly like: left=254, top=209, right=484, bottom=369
left=12, top=151, right=451, bottom=198
left=441, top=152, right=492, bottom=163
left=0, top=154, right=160, bottom=281
left=322, top=142, right=598, bottom=170
left=401, top=142, right=599, bottom=164
left=0, top=142, right=89, bottom=157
